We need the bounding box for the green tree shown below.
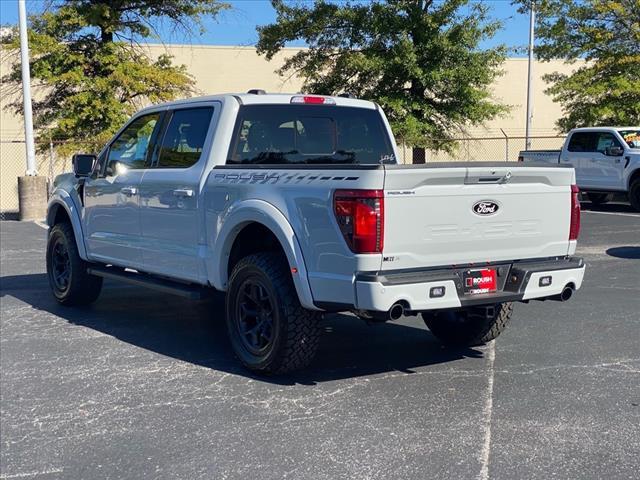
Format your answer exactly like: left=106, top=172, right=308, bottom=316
left=257, top=0, right=508, bottom=157
left=524, top=0, right=640, bottom=130
left=1, top=0, right=227, bottom=151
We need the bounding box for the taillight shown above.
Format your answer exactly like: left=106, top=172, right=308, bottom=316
left=333, top=189, right=384, bottom=253
left=569, top=184, right=581, bottom=240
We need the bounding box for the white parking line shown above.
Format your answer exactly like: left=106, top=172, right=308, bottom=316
left=582, top=210, right=640, bottom=218
left=478, top=341, right=496, bottom=480
left=0, top=468, right=63, bottom=479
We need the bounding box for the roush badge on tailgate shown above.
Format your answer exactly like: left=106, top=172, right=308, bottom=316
left=472, top=200, right=500, bottom=216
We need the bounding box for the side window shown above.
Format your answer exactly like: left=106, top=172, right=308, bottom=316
left=156, top=107, right=214, bottom=168
left=567, top=132, right=597, bottom=152
left=595, top=132, right=621, bottom=153
left=107, top=113, right=161, bottom=174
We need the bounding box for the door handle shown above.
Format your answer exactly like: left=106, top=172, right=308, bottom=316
left=120, top=186, right=138, bottom=196
left=173, top=188, right=195, bottom=198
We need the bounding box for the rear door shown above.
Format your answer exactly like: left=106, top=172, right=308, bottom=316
left=563, top=131, right=595, bottom=186
left=381, top=164, right=574, bottom=271
left=84, top=112, right=163, bottom=269
left=138, top=104, right=217, bottom=282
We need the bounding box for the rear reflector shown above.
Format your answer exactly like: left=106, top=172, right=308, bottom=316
left=333, top=189, right=384, bottom=253
left=290, top=95, right=336, bottom=105
left=569, top=184, right=581, bottom=240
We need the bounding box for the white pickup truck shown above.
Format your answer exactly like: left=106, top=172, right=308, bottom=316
left=46, top=92, right=585, bottom=373
left=518, top=127, right=640, bottom=210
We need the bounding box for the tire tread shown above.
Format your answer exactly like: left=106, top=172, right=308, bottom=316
left=227, top=253, right=321, bottom=374
left=47, top=221, right=102, bottom=306
left=423, top=302, right=513, bottom=347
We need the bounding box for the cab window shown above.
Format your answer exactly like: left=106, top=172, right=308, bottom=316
left=567, top=132, right=597, bottom=152
left=227, top=104, right=394, bottom=165
left=107, top=113, right=161, bottom=174
left=619, top=130, right=640, bottom=149
left=156, top=107, right=214, bottom=168
left=595, top=132, right=622, bottom=154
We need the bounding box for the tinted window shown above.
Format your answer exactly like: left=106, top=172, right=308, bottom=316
left=567, top=132, right=597, bottom=152
left=107, top=113, right=161, bottom=172
left=157, top=107, right=214, bottom=168
left=227, top=105, right=395, bottom=165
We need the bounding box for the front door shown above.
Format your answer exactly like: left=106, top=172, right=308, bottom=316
left=84, top=112, right=163, bottom=269
left=138, top=105, right=216, bottom=282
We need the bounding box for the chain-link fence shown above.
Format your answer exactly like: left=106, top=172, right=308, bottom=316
left=0, top=140, right=85, bottom=220
left=0, top=135, right=567, bottom=219
left=395, top=135, right=566, bottom=164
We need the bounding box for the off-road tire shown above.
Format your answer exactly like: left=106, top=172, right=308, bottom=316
left=46, top=222, right=103, bottom=306
left=225, top=253, right=321, bottom=374
left=629, top=180, right=640, bottom=212
left=422, top=303, right=513, bottom=347
left=586, top=192, right=612, bottom=206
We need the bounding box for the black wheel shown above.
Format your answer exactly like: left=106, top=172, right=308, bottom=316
left=46, top=222, right=102, bottom=306
left=586, top=192, right=612, bottom=206
left=422, top=303, right=513, bottom=347
left=225, top=253, right=321, bottom=374
left=629, top=181, right=640, bottom=212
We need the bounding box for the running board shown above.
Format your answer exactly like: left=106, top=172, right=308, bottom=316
left=87, top=266, right=208, bottom=300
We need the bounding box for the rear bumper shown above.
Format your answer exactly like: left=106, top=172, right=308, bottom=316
left=354, top=257, right=585, bottom=312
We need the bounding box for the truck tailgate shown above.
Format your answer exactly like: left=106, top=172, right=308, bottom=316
left=381, top=164, right=575, bottom=270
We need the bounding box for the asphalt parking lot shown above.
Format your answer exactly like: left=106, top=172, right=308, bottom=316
left=1, top=202, right=639, bottom=480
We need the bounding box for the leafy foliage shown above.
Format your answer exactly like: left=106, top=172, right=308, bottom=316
left=1, top=0, right=227, bottom=152
left=257, top=0, right=508, bottom=151
left=523, top=0, right=640, bottom=130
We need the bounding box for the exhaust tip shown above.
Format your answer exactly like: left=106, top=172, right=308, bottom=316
left=560, top=285, right=574, bottom=302
left=389, top=303, right=404, bottom=321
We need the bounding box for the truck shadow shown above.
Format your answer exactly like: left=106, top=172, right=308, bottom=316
left=606, top=246, right=640, bottom=260
left=580, top=201, right=637, bottom=214
left=1, top=273, right=484, bottom=385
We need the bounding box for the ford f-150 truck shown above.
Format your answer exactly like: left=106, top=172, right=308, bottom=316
left=46, top=92, right=585, bottom=373
left=518, top=127, right=640, bottom=210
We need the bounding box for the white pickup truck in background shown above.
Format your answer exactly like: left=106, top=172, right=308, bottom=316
left=518, top=127, right=640, bottom=210
left=46, top=92, right=586, bottom=373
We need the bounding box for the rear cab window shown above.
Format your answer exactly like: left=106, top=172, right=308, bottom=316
left=567, top=132, right=598, bottom=152
left=226, top=104, right=395, bottom=165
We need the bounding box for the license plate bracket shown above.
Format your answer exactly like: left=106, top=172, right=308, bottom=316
left=463, top=268, right=497, bottom=295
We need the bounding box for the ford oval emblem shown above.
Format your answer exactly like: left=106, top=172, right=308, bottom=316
left=472, top=200, right=499, bottom=216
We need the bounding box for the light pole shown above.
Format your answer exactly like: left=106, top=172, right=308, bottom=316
left=18, top=0, right=36, bottom=175
left=525, top=1, right=535, bottom=150
left=17, top=0, right=47, bottom=221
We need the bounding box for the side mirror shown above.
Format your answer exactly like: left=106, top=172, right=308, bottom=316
left=72, top=153, right=96, bottom=177
left=605, top=145, right=624, bottom=157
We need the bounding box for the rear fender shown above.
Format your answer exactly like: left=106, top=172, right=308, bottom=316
left=208, top=199, right=319, bottom=311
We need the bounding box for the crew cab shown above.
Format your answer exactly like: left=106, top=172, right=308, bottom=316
left=46, top=92, right=586, bottom=373
left=518, top=127, right=640, bottom=210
